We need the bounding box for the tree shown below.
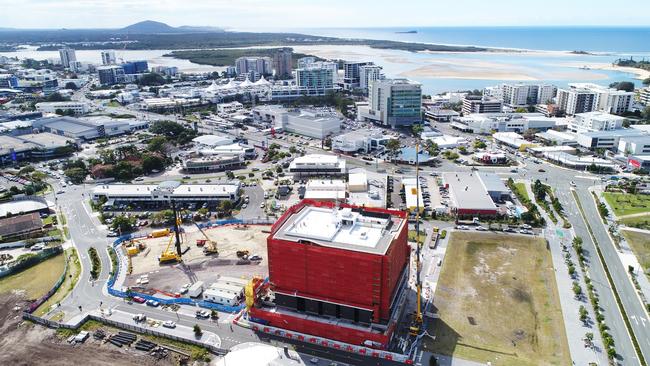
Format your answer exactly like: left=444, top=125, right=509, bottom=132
left=64, top=81, right=78, bottom=90
left=137, top=72, right=167, bottom=86
left=18, top=165, right=35, bottom=175
left=412, top=124, right=424, bottom=137
left=149, top=120, right=197, bottom=145
left=609, top=81, right=635, bottom=92
left=45, top=92, right=68, bottom=102
left=141, top=154, right=165, bottom=173
left=386, top=139, right=401, bottom=156
left=642, top=106, right=650, bottom=121
left=474, top=140, right=487, bottom=149
left=220, top=200, right=233, bottom=213
left=147, top=136, right=169, bottom=153
left=193, top=324, right=202, bottom=337
left=111, top=215, right=136, bottom=233
left=458, top=146, right=468, bottom=155
left=515, top=107, right=528, bottom=113
left=64, top=167, right=88, bottom=184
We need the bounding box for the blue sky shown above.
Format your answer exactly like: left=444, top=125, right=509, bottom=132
left=0, top=0, right=649, bottom=29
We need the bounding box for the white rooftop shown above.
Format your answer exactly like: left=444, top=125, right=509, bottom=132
left=275, top=205, right=404, bottom=255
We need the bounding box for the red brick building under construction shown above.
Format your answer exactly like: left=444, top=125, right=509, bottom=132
left=249, top=199, right=410, bottom=348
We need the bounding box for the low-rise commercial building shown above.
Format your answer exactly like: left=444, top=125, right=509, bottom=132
left=252, top=106, right=341, bottom=139
left=182, top=155, right=245, bottom=174
left=304, top=179, right=347, bottom=201
left=493, top=132, right=534, bottom=149
left=461, top=95, right=503, bottom=115
left=288, top=154, right=346, bottom=178
left=32, top=116, right=149, bottom=140
left=568, top=111, right=626, bottom=133
left=423, top=107, right=460, bottom=122
left=535, top=130, right=578, bottom=146
left=35, top=101, right=90, bottom=115
left=0, top=133, right=75, bottom=165
left=542, top=151, right=617, bottom=170
left=331, top=129, right=390, bottom=153
left=455, top=113, right=561, bottom=134
left=442, top=172, right=500, bottom=218
left=575, top=129, right=647, bottom=150
left=91, top=181, right=241, bottom=208
left=627, top=155, right=650, bottom=172
left=617, top=136, right=650, bottom=155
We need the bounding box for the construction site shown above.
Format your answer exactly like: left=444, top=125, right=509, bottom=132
left=123, top=222, right=270, bottom=295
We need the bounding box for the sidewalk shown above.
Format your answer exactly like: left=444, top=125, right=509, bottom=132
left=524, top=181, right=608, bottom=366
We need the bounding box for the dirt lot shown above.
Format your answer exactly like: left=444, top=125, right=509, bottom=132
left=0, top=293, right=173, bottom=366
left=426, top=232, right=570, bottom=366
left=126, top=224, right=270, bottom=293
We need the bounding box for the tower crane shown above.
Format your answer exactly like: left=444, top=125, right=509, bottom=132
left=409, top=141, right=424, bottom=336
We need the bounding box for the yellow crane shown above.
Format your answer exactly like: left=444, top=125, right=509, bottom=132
left=159, top=201, right=183, bottom=264
left=409, top=142, right=424, bottom=336
left=194, top=222, right=218, bottom=256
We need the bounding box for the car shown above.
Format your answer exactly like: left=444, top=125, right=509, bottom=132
left=134, top=177, right=144, bottom=181
left=162, top=320, right=176, bottom=329
left=242, top=203, right=248, bottom=209
left=570, top=181, right=576, bottom=187
left=132, top=296, right=146, bottom=304
left=56, top=190, right=65, bottom=194
left=133, top=313, right=146, bottom=322
left=146, top=299, right=160, bottom=307
left=196, top=309, right=210, bottom=319
left=183, top=176, right=191, bottom=179
left=310, top=358, right=319, bottom=364
left=521, top=224, right=532, bottom=230
left=538, top=169, right=546, bottom=173
left=476, top=226, right=488, bottom=231
left=106, top=231, right=118, bottom=237
left=260, top=203, right=265, bottom=208
left=249, top=254, right=262, bottom=261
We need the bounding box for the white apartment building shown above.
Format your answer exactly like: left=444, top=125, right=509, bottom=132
left=639, top=87, right=650, bottom=106
left=500, top=83, right=557, bottom=107
left=568, top=111, right=626, bottom=133
left=359, top=64, right=384, bottom=92
left=35, top=101, right=90, bottom=115
left=558, top=83, right=634, bottom=115
left=58, top=48, right=76, bottom=68
left=216, top=101, right=244, bottom=114
left=288, top=154, right=346, bottom=178
left=101, top=50, right=116, bottom=65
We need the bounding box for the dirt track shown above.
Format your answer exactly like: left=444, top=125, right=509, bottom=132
left=0, top=292, right=173, bottom=366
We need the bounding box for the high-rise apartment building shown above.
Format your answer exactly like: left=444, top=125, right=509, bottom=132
left=359, top=65, right=384, bottom=93
left=295, top=63, right=336, bottom=93
left=557, top=83, right=634, bottom=115
left=461, top=95, right=503, bottom=115
left=101, top=50, right=116, bottom=65
left=500, top=83, right=557, bottom=107
left=58, top=47, right=77, bottom=68
left=272, top=48, right=293, bottom=80
left=235, top=57, right=272, bottom=80
left=97, top=65, right=125, bottom=85
left=343, top=61, right=373, bottom=90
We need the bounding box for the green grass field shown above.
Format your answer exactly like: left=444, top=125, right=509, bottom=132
left=426, top=232, right=569, bottom=366
left=35, top=248, right=81, bottom=316
left=603, top=192, right=650, bottom=217
left=0, top=253, right=65, bottom=299
left=622, top=230, right=650, bottom=278
left=513, top=182, right=530, bottom=201
left=620, top=216, right=650, bottom=230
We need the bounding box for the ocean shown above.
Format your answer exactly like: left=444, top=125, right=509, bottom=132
left=3, top=27, right=650, bottom=94
left=277, top=26, right=650, bottom=53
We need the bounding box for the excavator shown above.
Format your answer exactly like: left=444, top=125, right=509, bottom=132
left=158, top=201, right=183, bottom=264
left=194, top=222, right=219, bottom=256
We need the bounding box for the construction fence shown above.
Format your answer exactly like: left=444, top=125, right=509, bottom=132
left=103, top=218, right=271, bottom=313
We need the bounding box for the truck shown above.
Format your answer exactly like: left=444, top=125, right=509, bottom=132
left=187, top=281, right=204, bottom=298
left=149, top=228, right=170, bottom=238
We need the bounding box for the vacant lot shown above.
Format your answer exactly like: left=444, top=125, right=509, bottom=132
left=35, top=248, right=81, bottom=317
left=603, top=192, right=650, bottom=217
left=622, top=229, right=650, bottom=278
left=426, top=232, right=569, bottom=366
left=0, top=253, right=65, bottom=299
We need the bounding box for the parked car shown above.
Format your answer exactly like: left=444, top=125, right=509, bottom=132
left=162, top=320, right=176, bottom=329
left=249, top=254, right=262, bottom=261
left=133, top=313, right=146, bottom=322
left=146, top=299, right=160, bottom=307
left=476, top=226, right=488, bottom=231
left=132, top=296, right=146, bottom=304
left=196, top=309, right=210, bottom=319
